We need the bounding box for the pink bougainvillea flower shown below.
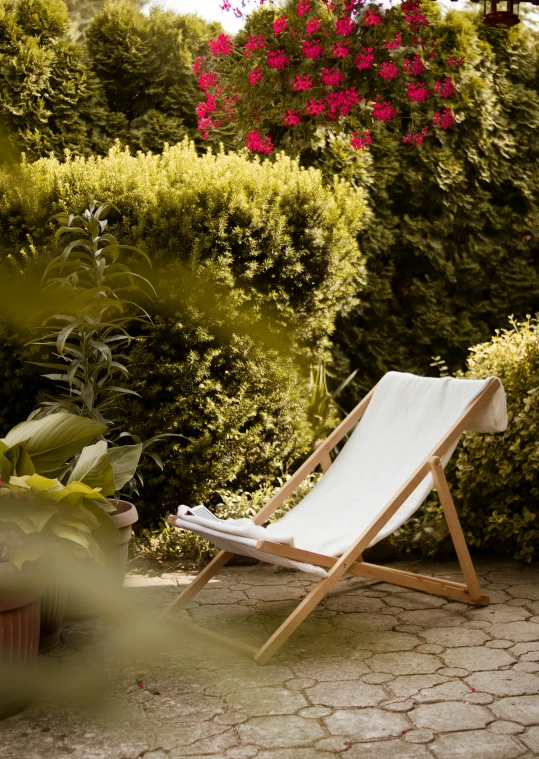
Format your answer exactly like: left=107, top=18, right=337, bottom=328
left=325, top=87, right=361, bottom=118
left=402, top=126, right=429, bottom=145
left=197, top=71, right=218, bottom=92
left=378, top=62, right=399, bottom=80
left=321, top=67, right=346, bottom=87
left=283, top=108, right=302, bottom=125
left=335, top=16, right=355, bottom=36
left=220, top=0, right=231, bottom=9
left=306, top=17, right=322, bottom=34
left=407, top=82, right=431, bottom=102
left=332, top=41, right=350, bottom=58
left=372, top=100, right=398, bottom=121
left=305, top=98, right=326, bottom=115
left=244, top=34, right=266, bottom=53
left=302, top=39, right=325, bottom=59
left=448, top=54, right=465, bottom=67
left=267, top=50, right=292, bottom=69
left=363, top=8, right=382, bottom=26
left=401, top=0, right=429, bottom=30
left=381, top=33, right=402, bottom=50
left=209, top=34, right=234, bottom=56
left=249, top=66, right=262, bottom=85
left=273, top=16, right=288, bottom=35
left=297, top=0, right=310, bottom=16
left=292, top=74, right=313, bottom=91
left=433, top=108, right=456, bottom=129
left=355, top=47, right=374, bottom=70
left=193, top=56, right=206, bottom=75
left=434, top=77, right=456, bottom=98
left=196, top=96, right=217, bottom=119
left=403, top=55, right=425, bottom=76
left=197, top=116, right=214, bottom=139
left=246, top=129, right=274, bottom=154
left=350, top=129, right=372, bottom=150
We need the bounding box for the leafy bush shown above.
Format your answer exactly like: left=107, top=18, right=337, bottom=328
left=390, top=317, right=539, bottom=562
left=332, top=13, right=539, bottom=400
left=0, top=142, right=366, bottom=523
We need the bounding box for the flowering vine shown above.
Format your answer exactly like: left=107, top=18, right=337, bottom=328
left=195, top=0, right=461, bottom=154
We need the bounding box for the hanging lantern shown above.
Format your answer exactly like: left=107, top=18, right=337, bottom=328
left=482, top=0, right=521, bottom=26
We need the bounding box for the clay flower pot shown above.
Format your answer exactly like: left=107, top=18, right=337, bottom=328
left=64, top=500, right=138, bottom=621
left=0, top=563, right=42, bottom=719
left=39, top=575, right=68, bottom=653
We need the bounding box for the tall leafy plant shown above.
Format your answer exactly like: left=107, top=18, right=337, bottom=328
left=29, top=200, right=169, bottom=495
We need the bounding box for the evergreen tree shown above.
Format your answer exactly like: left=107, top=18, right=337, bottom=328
left=64, top=0, right=144, bottom=40
left=86, top=2, right=223, bottom=151
left=0, top=0, right=124, bottom=160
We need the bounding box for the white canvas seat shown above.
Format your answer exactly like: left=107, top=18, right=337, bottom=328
left=164, top=371, right=507, bottom=663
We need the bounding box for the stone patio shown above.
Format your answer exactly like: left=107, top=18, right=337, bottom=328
left=3, top=556, right=539, bottom=759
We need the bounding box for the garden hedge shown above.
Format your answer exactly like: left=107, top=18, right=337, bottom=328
left=0, top=142, right=367, bottom=522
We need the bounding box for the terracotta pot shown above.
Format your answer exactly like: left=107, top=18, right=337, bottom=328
left=64, top=500, right=138, bottom=621
left=0, top=563, right=42, bottom=719
left=39, top=577, right=68, bottom=653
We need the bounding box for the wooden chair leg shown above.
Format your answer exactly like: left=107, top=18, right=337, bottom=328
left=428, top=457, right=484, bottom=603
left=160, top=550, right=233, bottom=619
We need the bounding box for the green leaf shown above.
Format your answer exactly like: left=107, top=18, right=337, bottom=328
left=107, top=444, right=142, bottom=491
left=68, top=440, right=116, bottom=496
left=52, top=524, right=90, bottom=550
left=3, top=413, right=107, bottom=473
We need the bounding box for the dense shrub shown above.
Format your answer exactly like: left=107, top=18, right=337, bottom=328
left=331, top=13, right=539, bottom=399
left=0, top=142, right=367, bottom=523
left=390, top=317, right=539, bottom=562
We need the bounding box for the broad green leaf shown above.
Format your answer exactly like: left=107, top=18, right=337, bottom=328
left=52, top=524, right=90, bottom=550
left=0, top=450, right=14, bottom=481
left=3, top=413, right=107, bottom=473
left=8, top=535, right=45, bottom=570
left=107, top=444, right=142, bottom=490
left=68, top=441, right=116, bottom=496
left=0, top=513, right=37, bottom=534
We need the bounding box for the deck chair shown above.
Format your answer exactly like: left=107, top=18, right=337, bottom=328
left=162, top=371, right=507, bottom=664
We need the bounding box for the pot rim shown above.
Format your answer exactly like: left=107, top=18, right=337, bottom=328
left=108, top=499, right=139, bottom=530
left=0, top=562, right=44, bottom=612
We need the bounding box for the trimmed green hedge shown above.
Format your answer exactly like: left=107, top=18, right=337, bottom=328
left=0, top=142, right=367, bottom=522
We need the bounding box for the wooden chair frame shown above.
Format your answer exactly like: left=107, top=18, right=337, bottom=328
left=162, top=377, right=500, bottom=665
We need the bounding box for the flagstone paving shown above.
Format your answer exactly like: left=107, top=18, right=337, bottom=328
left=3, top=556, right=539, bottom=759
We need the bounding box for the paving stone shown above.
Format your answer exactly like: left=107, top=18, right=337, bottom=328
left=195, top=588, right=247, bottom=605
left=488, top=570, right=539, bottom=586
left=507, top=584, right=539, bottom=601
left=381, top=699, right=414, bottom=712
left=291, top=657, right=370, bottom=681
left=410, top=701, right=492, bottom=732
left=483, top=590, right=513, bottom=604
left=322, top=595, right=385, bottom=613
left=384, top=591, right=445, bottom=610
left=353, top=631, right=421, bottom=652
left=467, top=670, right=539, bottom=696
left=394, top=624, right=426, bottom=634
left=464, top=692, right=494, bottom=705
left=324, top=708, right=410, bottom=740
left=215, top=712, right=250, bottom=726
left=416, top=644, right=445, bottom=655
left=258, top=751, right=334, bottom=759
left=488, top=621, right=539, bottom=642
left=441, top=646, right=514, bottom=671
left=421, top=627, right=489, bottom=648
left=430, top=730, right=523, bottom=759
left=314, top=737, right=353, bottom=752
left=226, top=747, right=259, bottom=759
left=179, top=728, right=238, bottom=756
left=297, top=706, right=332, bottom=719
left=285, top=678, right=317, bottom=690
left=369, top=652, right=439, bottom=675
left=229, top=687, right=308, bottom=716
left=463, top=620, right=493, bottom=630
left=340, top=613, right=399, bottom=631
left=466, top=604, right=530, bottom=624
left=413, top=680, right=470, bottom=703
left=441, top=602, right=469, bottom=612
left=398, top=609, right=466, bottom=628
left=514, top=661, right=539, bottom=672
left=405, top=729, right=435, bottom=743
left=490, top=695, right=539, bottom=725
left=487, top=721, right=525, bottom=735
left=388, top=674, right=451, bottom=698
left=521, top=725, right=539, bottom=753
left=243, top=586, right=301, bottom=602
left=437, top=667, right=469, bottom=677
left=361, top=672, right=394, bottom=684
left=345, top=742, right=432, bottom=759
left=485, top=640, right=513, bottom=649
left=306, top=680, right=387, bottom=707
left=238, top=716, right=325, bottom=749
left=510, top=642, right=539, bottom=657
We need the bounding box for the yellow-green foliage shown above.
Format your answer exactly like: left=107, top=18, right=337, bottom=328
left=0, top=142, right=367, bottom=524
left=391, top=318, right=539, bottom=562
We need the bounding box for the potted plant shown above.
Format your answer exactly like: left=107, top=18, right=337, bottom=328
left=25, top=201, right=176, bottom=616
